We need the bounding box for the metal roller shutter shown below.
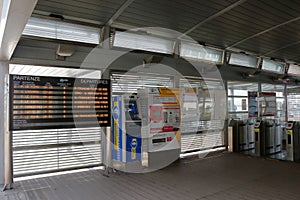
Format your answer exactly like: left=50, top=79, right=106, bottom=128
left=180, top=77, right=225, bottom=153
left=111, top=72, right=174, bottom=94
left=13, top=127, right=102, bottom=177
left=111, top=73, right=225, bottom=154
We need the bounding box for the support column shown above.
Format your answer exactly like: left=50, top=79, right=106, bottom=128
left=0, top=62, right=9, bottom=186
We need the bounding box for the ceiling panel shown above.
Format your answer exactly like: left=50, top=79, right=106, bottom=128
left=266, top=43, right=300, bottom=62
left=26, top=0, right=300, bottom=64
left=234, top=20, right=300, bottom=55
left=189, top=0, right=300, bottom=49
left=34, top=0, right=127, bottom=24
left=115, top=0, right=240, bottom=33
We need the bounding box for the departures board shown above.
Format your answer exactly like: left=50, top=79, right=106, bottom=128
left=9, top=74, right=111, bottom=131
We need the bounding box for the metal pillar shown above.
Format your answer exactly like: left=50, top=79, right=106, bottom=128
left=0, top=62, right=11, bottom=190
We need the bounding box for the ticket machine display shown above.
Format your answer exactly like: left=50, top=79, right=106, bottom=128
left=138, top=88, right=181, bottom=169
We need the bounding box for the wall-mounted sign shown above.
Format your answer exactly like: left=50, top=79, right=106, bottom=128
left=248, top=91, right=258, bottom=117
left=242, top=99, right=247, bottom=110
left=9, top=75, right=111, bottom=130
left=259, top=92, right=276, bottom=117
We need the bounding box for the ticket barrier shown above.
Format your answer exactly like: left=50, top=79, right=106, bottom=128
left=254, top=119, right=283, bottom=157
left=285, top=121, right=300, bottom=162
left=274, top=120, right=282, bottom=153
left=264, top=119, right=276, bottom=155
left=247, top=119, right=255, bottom=155
left=231, top=119, right=255, bottom=154
left=254, top=120, right=264, bottom=156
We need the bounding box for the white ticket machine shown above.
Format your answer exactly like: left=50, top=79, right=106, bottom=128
left=138, top=88, right=181, bottom=170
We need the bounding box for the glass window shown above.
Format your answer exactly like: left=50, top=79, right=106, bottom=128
left=228, top=97, right=248, bottom=112
left=227, top=81, right=258, bottom=120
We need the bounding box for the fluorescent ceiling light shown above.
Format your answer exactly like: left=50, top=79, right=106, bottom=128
left=113, top=31, right=175, bottom=54
left=229, top=53, right=258, bottom=68
left=180, top=42, right=223, bottom=64
left=288, top=64, right=300, bottom=76
left=262, top=58, right=285, bottom=74
left=23, top=17, right=100, bottom=44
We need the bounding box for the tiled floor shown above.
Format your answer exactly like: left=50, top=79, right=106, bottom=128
left=2, top=152, right=300, bottom=200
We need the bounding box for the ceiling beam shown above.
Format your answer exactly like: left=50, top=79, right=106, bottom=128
left=105, top=0, right=135, bottom=26
left=0, top=0, right=38, bottom=61
left=179, top=0, right=247, bottom=38
left=227, top=16, right=300, bottom=49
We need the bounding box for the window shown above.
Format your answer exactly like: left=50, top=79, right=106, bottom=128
left=113, top=31, right=175, bottom=54
left=23, top=17, right=100, bottom=44
left=228, top=81, right=258, bottom=120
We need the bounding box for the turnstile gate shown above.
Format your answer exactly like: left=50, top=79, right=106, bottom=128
left=275, top=120, right=282, bottom=153
left=254, top=119, right=282, bottom=156
left=265, top=119, right=276, bottom=155
left=231, top=119, right=255, bottom=154
left=286, top=121, right=300, bottom=162
left=254, top=120, right=263, bottom=156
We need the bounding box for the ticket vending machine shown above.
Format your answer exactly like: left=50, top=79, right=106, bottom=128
left=285, top=121, right=300, bottom=162
left=138, top=88, right=181, bottom=170
left=111, top=95, right=142, bottom=172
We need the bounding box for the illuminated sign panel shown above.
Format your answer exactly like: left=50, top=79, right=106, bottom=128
left=10, top=75, right=111, bottom=130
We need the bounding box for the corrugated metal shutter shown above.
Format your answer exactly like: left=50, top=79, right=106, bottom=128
left=180, top=77, right=225, bottom=153
left=111, top=72, right=174, bottom=93
left=112, top=74, right=224, bottom=153
left=13, top=127, right=102, bottom=177
left=181, top=122, right=224, bottom=153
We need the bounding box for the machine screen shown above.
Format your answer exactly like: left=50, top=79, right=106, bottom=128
left=288, top=134, right=292, bottom=144
left=128, top=101, right=138, bottom=114
left=152, top=138, right=166, bottom=144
